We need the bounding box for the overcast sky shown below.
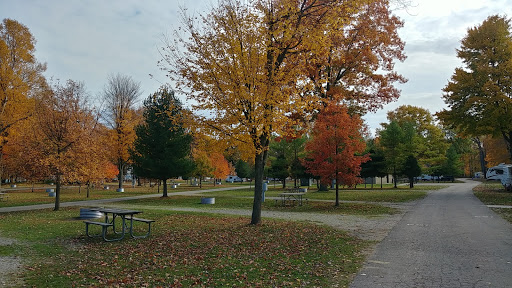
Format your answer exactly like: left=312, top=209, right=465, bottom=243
left=1, top=0, right=511, bottom=134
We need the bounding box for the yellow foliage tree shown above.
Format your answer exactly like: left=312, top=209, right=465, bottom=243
left=32, top=80, right=101, bottom=210
left=164, top=0, right=364, bottom=224
left=0, top=18, right=46, bottom=184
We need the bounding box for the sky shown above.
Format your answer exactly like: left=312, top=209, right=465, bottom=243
left=1, top=0, right=512, bottom=135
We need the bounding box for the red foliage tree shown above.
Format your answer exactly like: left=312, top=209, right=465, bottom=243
left=303, top=103, right=369, bottom=206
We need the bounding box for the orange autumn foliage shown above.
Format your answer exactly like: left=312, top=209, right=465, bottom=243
left=485, top=136, right=511, bottom=166
left=210, top=152, right=231, bottom=180
left=303, top=103, right=369, bottom=205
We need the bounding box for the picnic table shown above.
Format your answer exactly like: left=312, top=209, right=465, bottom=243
left=278, top=189, right=306, bottom=206
left=84, top=208, right=155, bottom=242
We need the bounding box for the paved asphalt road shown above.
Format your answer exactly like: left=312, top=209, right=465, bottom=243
left=350, top=180, right=512, bottom=288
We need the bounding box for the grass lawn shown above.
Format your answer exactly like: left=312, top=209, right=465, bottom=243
left=473, top=182, right=512, bottom=223
left=0, top=182, right=243, bottom=208
left=301, top=186, right=433, bottom=202
left=122, top=195, right=399, bottom=215
left=0, top=207, right=369, bottom=287
left=198, top=185, right=434, bottom=203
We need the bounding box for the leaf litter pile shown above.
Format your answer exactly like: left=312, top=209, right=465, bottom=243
left=44, top=214, right=367, bottom=287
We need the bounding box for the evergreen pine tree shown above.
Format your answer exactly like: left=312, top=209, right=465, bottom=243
left=131, top=88, right=194, bottom=197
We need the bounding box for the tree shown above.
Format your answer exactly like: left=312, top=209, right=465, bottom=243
left=191, top=133, right=232, bottom=185
left=378, top=120, right=417, bottom=188
left=305, top=0, right=406, bottom=112
left=269, top=135, right=308, bottom=187
left=387, top=105, right=449, bottom=175
left=0, top=18, right=47, bottom=184
left=192, top=148, right=214, bottom=188
left=33, top=80, right=99, bottom=210
left=303, top=103, right=369, bottom=206
left=164, top=0, right=343, bottom=224
left=235, top=160, right=252, bottom=181
left=268, top=154, right=289, bottom=188
left=131, top=88, right=194, bottom=197
left=290, top=156, right=310, bottom=186
left=447, top=134, right=479, bottom=177
left=440, top=145, right=463, bottom=179
left=484, top=136, right=510, bottom=167
left=438, top=15, right=512, bottom=161
left=164, top=0, right=405, bottom=224
left=2, top=116, right=47, bottom=188
left=78, top=124, right=119, bottom=198
left=401, top=155, right=421, bottom=188
left=210, top=152, right=231, bottom=184
left=360, top=142, right=387, bottom=189
left=103, top=73, right=142, bottom=190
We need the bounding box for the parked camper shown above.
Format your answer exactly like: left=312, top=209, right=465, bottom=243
left=486, top=163, right=512, bottom=191
left=417, top=174, right=433, bottom=181
left=225, top=175, right=242, bottom=183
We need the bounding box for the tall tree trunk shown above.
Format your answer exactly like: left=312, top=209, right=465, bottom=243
left=54, top=174, right=61, bottom=211
left=393, top=166, right=398, bottom=188
left=87, top=181, right=91, bottom=198
left=251, top=149, right=268, bottom=225
left=0, top=150, right=3, bottom=192
left=162, top=178, right=168, bottom=197
left=118, top=162, right=124, bottom=189
left=502, top=131, right=512, bottom=162
left=282, top=178, right=286, bottom=189
left=335, top=180, right=339, bottom=207
left=474, top=137, right=487, bottom=176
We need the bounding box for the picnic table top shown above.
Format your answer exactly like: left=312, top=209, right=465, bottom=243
left=279, top=192, right=306, bottom=196
left=90, top=208, right=142, bottom=215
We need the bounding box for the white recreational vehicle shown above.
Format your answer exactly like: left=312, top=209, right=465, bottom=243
left=225, top=175, right=243, bottom=183
left=486, top=163, right=512, bottom=191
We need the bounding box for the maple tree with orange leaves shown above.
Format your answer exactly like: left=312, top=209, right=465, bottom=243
left=210, top=152, right=231, bottom=184
left=31, top=80, right=101, bottom=210
left=303, top=103, right=369, bottom=206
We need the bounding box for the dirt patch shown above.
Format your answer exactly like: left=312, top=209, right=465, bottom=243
left=0, top=237, right=24, bottom=287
